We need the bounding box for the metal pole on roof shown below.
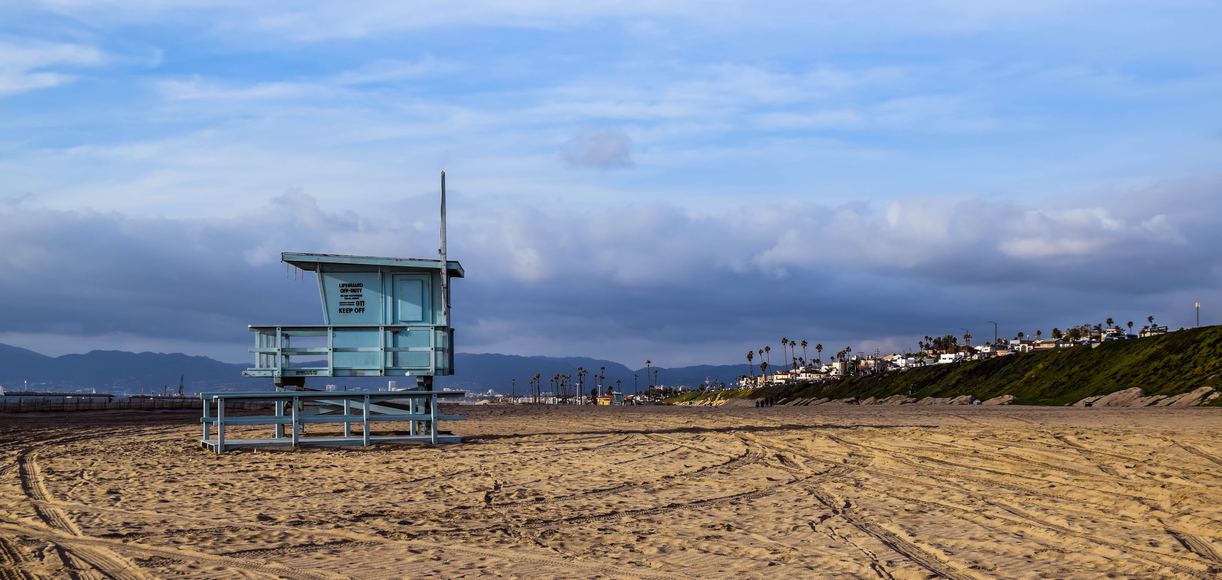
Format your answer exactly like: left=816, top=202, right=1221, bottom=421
left=439, top=170, right=450, bottom=328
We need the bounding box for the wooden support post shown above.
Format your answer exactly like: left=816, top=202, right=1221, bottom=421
left=216, top=397, right=225, bottom=454
left=430, top=393, right=438, bottom=444
left=343, top=398, right=351, bottom=438
left=362, top=395, right=371, bottom=446
left=291, top=396, right=299, bottom=447
left=275, top=399, right=285, bottom=438
left=201, top=397, right=211, bottom=446
left=409, top=397, right=416, bottom=436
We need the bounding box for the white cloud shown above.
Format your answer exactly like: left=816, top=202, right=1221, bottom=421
left=563, top=128, right=633, bottom=169
left=25, top=1, right=1158, bottom=43
left=155, top=76, right=328, bottom=101
left=0, top=37, right=103, bottom=96
left=331, top=56, right=462, bottom=85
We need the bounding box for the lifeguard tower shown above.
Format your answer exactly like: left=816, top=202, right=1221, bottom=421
left=242, top=251, right=464, bottom=385
left=200, top=172, right=465, bottom=453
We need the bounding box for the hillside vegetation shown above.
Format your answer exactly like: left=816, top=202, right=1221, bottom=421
left=676, top=325, right=1222, bottom=406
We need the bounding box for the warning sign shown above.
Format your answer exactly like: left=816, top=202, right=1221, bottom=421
left=337, top=282, right=366, bottom=315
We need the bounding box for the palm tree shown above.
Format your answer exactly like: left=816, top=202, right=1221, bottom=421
left=815, top=343, right=823, bottom=363
left=764, top=345, right=771, bottom=365
left=1106, top=317, right=1115, bottom=329
left=645, top=360, right=652, bottom=390
left=1127, top=320, right=1134, bottom=334
left=760, top=361, right=768, bottom=380
left=1148, top=315, right=1155, bottom=326
left=800, top=340, right=809, bottom=363
left=746, top=351, right=755, bottom=379
left=781, top=338, right=788, bottom=361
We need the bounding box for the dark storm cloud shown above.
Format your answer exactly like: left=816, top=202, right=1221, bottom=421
left=0, top=191, right=374, bottom=343
left=2, top=177, right=1220, bottom=363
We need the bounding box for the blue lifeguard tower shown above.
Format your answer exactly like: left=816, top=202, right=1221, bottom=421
left=200, top=172, right=466, bottom=453
left=242, top=251, right=464, bottom=385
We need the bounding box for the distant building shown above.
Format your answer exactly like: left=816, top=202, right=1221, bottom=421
left=1139, top=325, right=1169, bottom=338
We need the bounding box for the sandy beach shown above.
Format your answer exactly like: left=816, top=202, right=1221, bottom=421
left=1, top=404, right=1220, bottom=578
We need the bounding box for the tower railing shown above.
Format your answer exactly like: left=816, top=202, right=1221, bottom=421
left=244, top=324, right=453, bottom=378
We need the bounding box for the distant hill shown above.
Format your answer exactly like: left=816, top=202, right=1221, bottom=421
left=0, top=346, right=259, bottom=394
left=0, top=344, right=743, bottom=395
left=0, top=344, right=52, bottom=376
left=685, top=325, right=1222, bottom=406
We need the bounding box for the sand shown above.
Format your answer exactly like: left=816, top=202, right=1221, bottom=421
left=1, top=404, right=1220, bottom=579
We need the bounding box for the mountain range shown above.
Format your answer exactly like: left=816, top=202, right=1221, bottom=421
left=0, top=343, right=744, bottom=395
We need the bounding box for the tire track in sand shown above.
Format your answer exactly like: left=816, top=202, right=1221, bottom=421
left=0, top=521, right=333, bottom=580
left=1166, top=528, right=1222, bottom=570
left=1172, top=441, right=1222, bottom=469
left=0, top=536, right=34, bottom=580
left=746, top=432, right=952, bottom=580
left=810, top=488, right=977, bottom=580
left=827, top=435, right=1215, bottom=577
left=15, top=447, right=148, bottom=580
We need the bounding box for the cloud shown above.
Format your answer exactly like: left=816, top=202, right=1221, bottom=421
left=332, top=56, right=459, bottom=86
left=563, top=128, right=634, bottom=169
left=0, top=37, right=103, bottom=96
left=5, top=179, right=1219, bottom=365
left=155, top=77, right=328, bottom=101
left=24, top=1, right=1190, bottom=45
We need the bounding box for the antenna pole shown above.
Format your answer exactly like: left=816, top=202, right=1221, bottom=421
left=439, top=170, right=450, bottom=326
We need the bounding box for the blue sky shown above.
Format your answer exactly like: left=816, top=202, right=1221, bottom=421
left=1, top=1, right=1221, bottom=366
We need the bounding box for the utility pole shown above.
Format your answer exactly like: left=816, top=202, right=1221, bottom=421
left=438, top=170, right=450, bottom=388
left=511, top=378, right=516, bottom=402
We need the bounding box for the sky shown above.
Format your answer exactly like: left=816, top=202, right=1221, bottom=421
left=1, top=1, right=1221, bottom=367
